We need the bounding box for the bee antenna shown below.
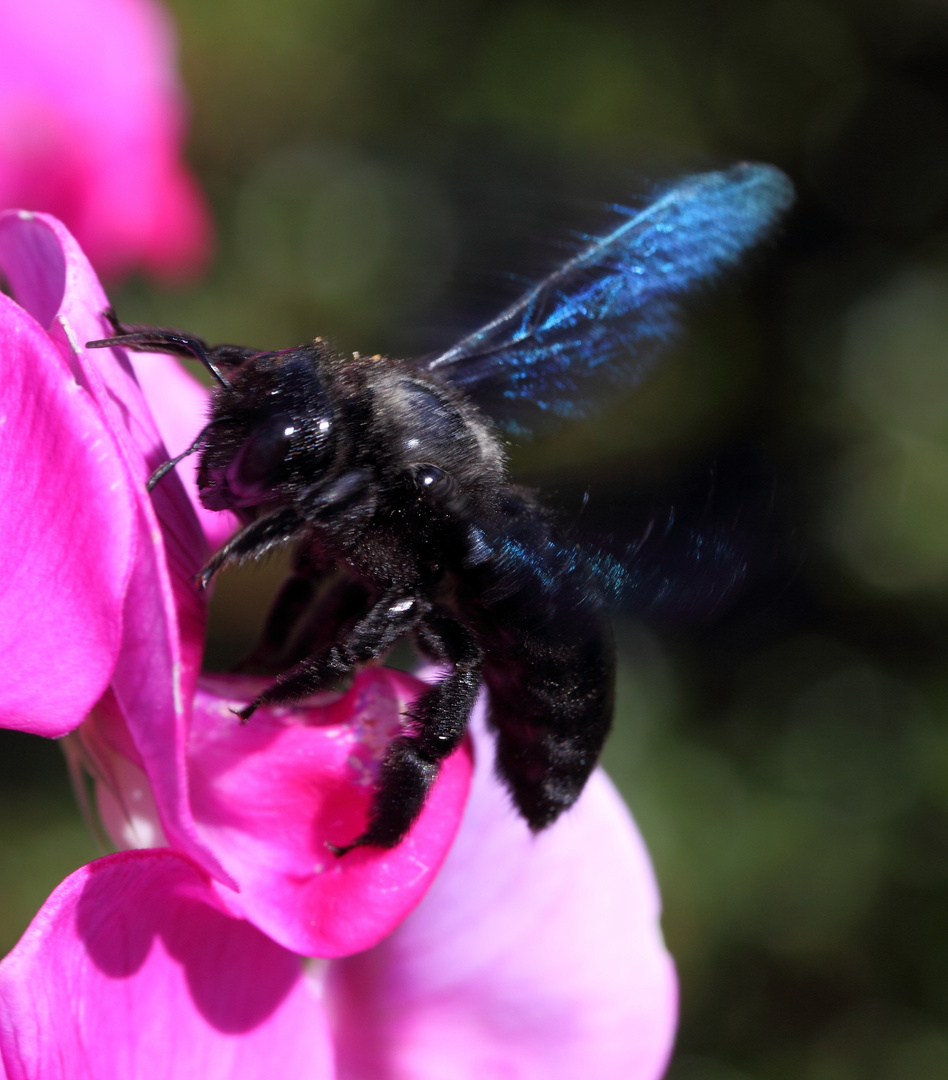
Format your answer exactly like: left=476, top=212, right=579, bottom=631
left=87, top=325, right=233, bottom=390
left=146, top=417, right=228, bottom=491
left=182, top=342, right=232, bottom=390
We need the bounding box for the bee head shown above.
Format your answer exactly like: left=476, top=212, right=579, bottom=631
left=198, top=346, right=335, bottom=512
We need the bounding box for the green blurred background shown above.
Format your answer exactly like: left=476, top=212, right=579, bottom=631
left=7, top=0, right=948, bottom=1076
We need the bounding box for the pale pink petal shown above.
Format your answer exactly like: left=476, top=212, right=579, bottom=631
left=327, top=710, right=678, bottom=1080
left=188, top=669, right=473, bottom=957
left=0, top=0, right=211, bottom=280
left=79, top=688, right=169, bottom=849
left=0, top=209, right=226, bottom=880
left=0, top=276, right=133, bottom=735
left=0, top=850, right=333, bottom=1080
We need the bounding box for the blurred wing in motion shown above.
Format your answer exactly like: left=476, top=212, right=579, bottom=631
left=424, top=163, right=794, bottom=438
left=571, top=450, right=785, bottom=624
left=616, top=509, right=750, bottom=623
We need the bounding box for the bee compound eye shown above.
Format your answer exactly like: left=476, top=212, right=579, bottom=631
left=411, top=464, right=455, bottom=501
left=227, top=411, right=296, bottom=499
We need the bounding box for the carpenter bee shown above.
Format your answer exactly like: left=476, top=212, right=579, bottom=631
left=89, top=163, right=793, bottom=854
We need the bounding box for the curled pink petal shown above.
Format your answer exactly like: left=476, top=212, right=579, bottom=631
left=326, top=710, right=677, bottom=1080
left=0, top=256, right=133, bottom=735
left=188, top=669, right=474, bottom=957
left=0, top=0, right=212, bottom=280
left=0, top=208, right=65, bottom=327
left=47, top=211, right=226, bottom=879
left=0, top=850, right=333, bottom=1080
left=1, top=209, right=227, bottom=881
left=46, top=211, right=211, bottom=732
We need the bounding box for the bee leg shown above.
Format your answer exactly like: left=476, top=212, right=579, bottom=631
left=197, top=506, right=304, bottom=588
left=236, top=589, right=430, bottom=719
left=240, top=565, right=371, bottom=673
left=330, top=618, right=483, bottom=855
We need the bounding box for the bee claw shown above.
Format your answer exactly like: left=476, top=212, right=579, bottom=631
left=230, top=703, right=256, bottom=723
left=326, top=835, right=367, bottom=858
left=196, top=566, right=217, bottom=590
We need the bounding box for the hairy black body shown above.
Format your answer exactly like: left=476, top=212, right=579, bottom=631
left=88, top=164, right=793, bottom=853
left=94, top=324, right=614, bottom=854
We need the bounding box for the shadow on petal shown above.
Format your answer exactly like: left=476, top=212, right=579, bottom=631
left=74, top=851, right=301, bottom=1033
left=1, top=851, right=333, bottom=1079
left=160, top=896, right=303, bottom=1033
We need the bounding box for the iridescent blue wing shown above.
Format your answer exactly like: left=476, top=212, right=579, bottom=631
left=423, top=163, right=794, bottom=438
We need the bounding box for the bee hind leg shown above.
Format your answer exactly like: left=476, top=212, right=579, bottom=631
left=329, top=617, right=483, bottom=855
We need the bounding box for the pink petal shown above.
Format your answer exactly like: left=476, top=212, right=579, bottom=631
left=48, top=212, right=225, bottom=877
left=326, top=710, right=678, bottom=1080
left=80, top=688, right=169, bottom=850
left=0, top=209, right=226, bottom=881
left=188, top=669, right=474, bottom=957
left=135, top=156, right=212, bottom=282
left=0, top=252, right=133, bottom=736
left=0, top=209, right=66, bottom=326
left=127, top=347, right=239, bottom=549
left=0, top=850, right=333, bottom=1080
left=0, top=0, right=212, bottom=280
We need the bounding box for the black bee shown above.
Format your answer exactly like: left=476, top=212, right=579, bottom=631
left=89, top=164, right=793, bottom=854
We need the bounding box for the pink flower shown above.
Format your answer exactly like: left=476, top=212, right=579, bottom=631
left=0, top=725, right=675, bottom=1079
left=0, top=0, right=211, bottom=280
left=0, top=210, right=677, bottom=1077
left=0, top=206, right=472, bottom=954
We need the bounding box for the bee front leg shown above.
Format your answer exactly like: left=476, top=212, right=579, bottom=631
left=197, top=506, right=305, bottom=588
left=239, top=562, right=371, bottom=674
